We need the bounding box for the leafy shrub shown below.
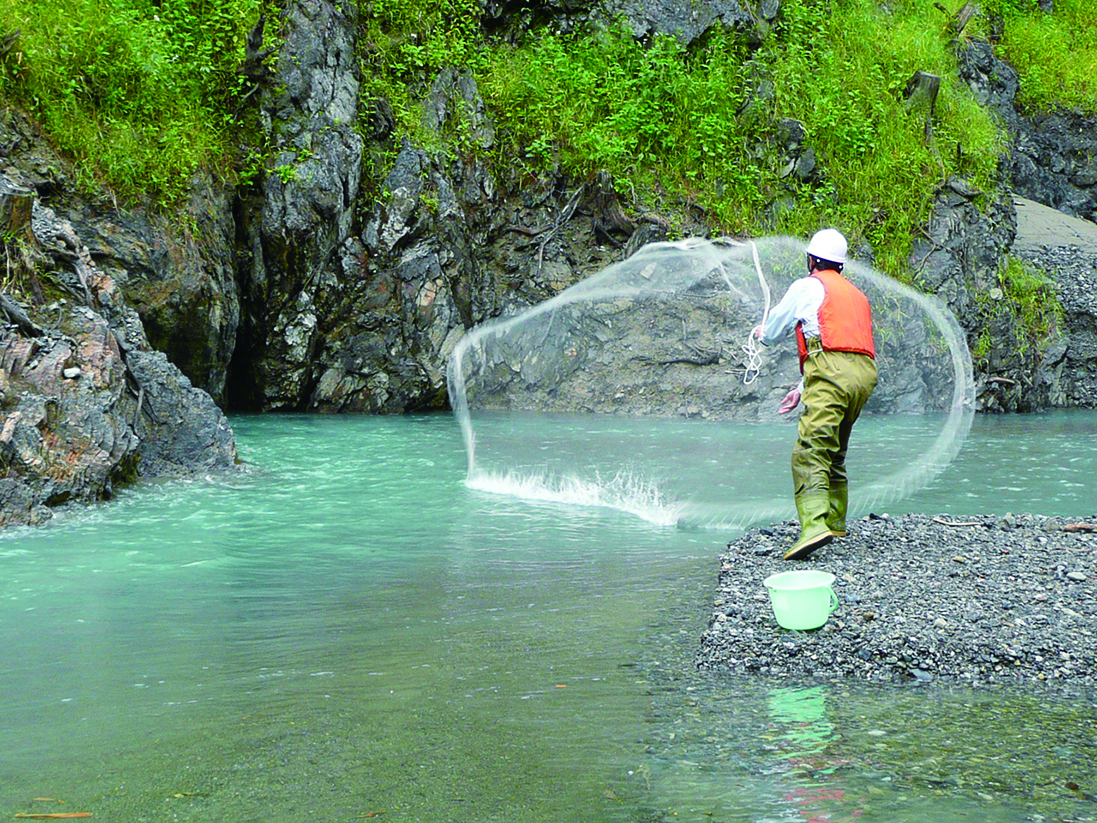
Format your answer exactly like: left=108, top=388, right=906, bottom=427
left=359, top=0, right=483, bottom=140
left=997, top=256, right=1064, bottom=349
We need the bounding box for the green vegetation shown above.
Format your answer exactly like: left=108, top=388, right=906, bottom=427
left=0, top=0, right=1093, bottom=276
left=476, top=0, right=1006, bottom=274
left=357, top=0, right=484, bottom=179
left=996, top=255, right=1064, bottom=350
left=360, top=0, right=482, bottom=100
left=971, top=255, right=1063, bottom=364
left=0, top=0, right=274, bottom=202
left=980, top=0, right=1096, bottom=114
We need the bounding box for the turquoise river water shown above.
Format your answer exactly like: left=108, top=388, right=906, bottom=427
left=1, top=410, right=1095, bottom=822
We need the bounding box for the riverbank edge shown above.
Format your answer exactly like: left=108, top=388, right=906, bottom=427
left=696, top=511, right=1097, bottom=693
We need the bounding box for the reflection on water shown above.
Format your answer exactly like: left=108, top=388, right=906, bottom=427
left=764, top=686, right=861, bottom=823
left=642, top=664, right=1060, bottom=822
left=0, top=412, right=1094, bottom=822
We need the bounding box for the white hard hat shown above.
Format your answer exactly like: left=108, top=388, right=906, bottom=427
left=806, top=228, right=848, bottom=265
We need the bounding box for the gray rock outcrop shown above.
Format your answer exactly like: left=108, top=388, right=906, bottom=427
left=233, top=0, right=363, bottom=411
left=480, top=0, right=779, bottom=45
left=0, top=109, right=240, bottom=407
left=0, top=179, right=238, bottom=528
left=595, top=0, right=779, bottom=44
left=960, top=39, right=1097, bottom=223
left=230, top=2, right=663, bottom=412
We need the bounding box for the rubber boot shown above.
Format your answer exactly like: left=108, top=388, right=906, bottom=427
left=785, top=491, right=833, bottom=560
left=826, top=482, right=848, bottom=537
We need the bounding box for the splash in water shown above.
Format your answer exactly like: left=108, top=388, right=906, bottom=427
left=447, top=236, right=974, bottom=528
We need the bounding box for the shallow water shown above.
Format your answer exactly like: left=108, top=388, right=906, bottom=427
left=1, top=411, right=1095, bottom=822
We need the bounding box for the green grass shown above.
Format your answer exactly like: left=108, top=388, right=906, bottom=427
left=971, top=255, right=1064, bottom=364
left=477, top=0, right=1006, bottom=275
left=359, top=0, right=483, bottom=151
left=0, top=0, right=273, bottom=202
left=980, top=0, right=1097, bottom=114
left=997, top=255, right=1064, bottom=349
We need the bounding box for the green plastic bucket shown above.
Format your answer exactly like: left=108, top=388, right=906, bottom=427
left=763, top=570, right=838, bottom=630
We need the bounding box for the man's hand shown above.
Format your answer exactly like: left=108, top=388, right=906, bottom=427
left=752, top=325, right=763, bottom=340
left=778, top=388, right=801, bottom=414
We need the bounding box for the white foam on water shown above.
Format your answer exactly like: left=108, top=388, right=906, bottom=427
left=465, top=468, right=686, bottom=527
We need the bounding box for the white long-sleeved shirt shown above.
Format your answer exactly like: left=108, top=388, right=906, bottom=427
left=759, top=276, right=825, bottom=345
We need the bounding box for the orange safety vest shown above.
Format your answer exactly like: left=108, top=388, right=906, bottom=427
left=795, top=269, right=875, bottom=371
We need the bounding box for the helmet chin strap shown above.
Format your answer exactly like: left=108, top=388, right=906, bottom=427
left=809, top=255, right=842, bottom=274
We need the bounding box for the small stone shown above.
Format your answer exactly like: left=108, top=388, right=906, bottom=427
left=934, top=618, right=948, bottom=628
left=1067, top=572, right=1087, bottom=582
left=63, top=367, right=82, bottom=379
left=951, top=555, right=966, bottom=564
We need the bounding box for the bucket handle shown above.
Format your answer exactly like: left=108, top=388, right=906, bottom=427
left=827, top=586, right=838, bottom=613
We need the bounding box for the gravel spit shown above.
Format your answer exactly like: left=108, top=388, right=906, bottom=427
left=696, top=512, right=1097, bottom=690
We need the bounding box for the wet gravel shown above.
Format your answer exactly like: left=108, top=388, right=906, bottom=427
left=696, top=512, right=1097, bottom=690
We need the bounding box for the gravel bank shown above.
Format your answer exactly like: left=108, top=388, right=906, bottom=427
left=696, top=512, right=1097, bottom=690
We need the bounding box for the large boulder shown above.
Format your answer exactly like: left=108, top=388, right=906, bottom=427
left=0, top=182, right=238, bottom=528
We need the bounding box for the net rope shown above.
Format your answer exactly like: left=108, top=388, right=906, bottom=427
left=741, top=240, right=770, bottom=385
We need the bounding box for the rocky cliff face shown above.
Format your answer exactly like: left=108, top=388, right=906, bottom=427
left=229, top=0, right=678, bottom=413
left=233, top=0, right=363, bottom=412
left=0, top=171, right=238, bottom=527
left=203, top=0, right=789, bottom=414
left=960, top=39, right=1097, bottom=224
left=0, top=109, right=240, bottom=408
left=235, top=0, right=1097, bottom=415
